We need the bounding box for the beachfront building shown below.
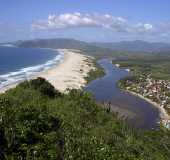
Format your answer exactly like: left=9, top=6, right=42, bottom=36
left=122, top=75, right=170, bottom=129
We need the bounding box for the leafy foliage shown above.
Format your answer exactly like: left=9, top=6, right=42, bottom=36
left=20, top=77, right=61, bottom=98
left=0, top=78, right=170, bottom=159
left=113, top=56, right=170, bottom=79
left=85, top=60, right=105, bottom=83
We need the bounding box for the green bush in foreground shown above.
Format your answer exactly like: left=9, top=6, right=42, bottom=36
left=0, top=78, right=170, bottom=160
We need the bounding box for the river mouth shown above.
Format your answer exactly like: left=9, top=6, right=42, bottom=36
left=85, top=59, right=160, bottom=130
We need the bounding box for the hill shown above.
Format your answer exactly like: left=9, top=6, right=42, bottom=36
left=14, top=38, right=120, bottom=59
left=0, top=77, right=170, bottom=159
left=9, top=38, right=170, bottom=58
left=15, top=38, right=93, bottom=49
left=92, top=40, right=170, bottom=53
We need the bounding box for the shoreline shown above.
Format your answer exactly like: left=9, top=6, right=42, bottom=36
left=0, top=49, right=94, bottom=93
left=39, top=49, right=94, bottom=92
left=114, top=62, right=170, bottom=128
left=123, top=89, right=170, bottom=127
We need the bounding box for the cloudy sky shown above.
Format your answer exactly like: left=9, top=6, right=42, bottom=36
left=0, top=0, right=170, bottom=42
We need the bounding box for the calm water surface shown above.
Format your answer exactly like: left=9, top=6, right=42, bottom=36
left=85, top=59, right=160, bottom=129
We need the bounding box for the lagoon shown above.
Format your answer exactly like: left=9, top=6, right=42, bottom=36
left=86, top=59, right=160, bottom=129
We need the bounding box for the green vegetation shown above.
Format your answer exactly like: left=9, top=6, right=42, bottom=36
left=114, top=55, right=170, bottom=119
left=85, top=59, right=105, bottom=84
left=1, top=77, right=170, bottom=159
left=113, top=56, right=170, bottom=80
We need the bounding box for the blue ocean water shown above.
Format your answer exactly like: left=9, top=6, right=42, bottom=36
left=0, top=46, right=64, bottom=89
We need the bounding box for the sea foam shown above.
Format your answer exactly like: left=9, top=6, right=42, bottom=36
left=0, top=52, right=64, bottom=89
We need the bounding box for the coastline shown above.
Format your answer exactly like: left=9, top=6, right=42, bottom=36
left=38, top=49, right=94, bottom=92
left=114, top=62, right=170, bottom=128
left=0, top=49, right=94, bottom=93
left=124, top=89, right=170, bottom=126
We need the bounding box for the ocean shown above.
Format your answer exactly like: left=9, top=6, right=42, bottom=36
left=0, top=46, right=64, bottom=89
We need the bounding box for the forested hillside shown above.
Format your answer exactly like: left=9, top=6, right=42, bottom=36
left=0, top=78, right=170, bottom=159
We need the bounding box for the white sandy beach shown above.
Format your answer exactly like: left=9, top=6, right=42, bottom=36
left=39, top=49, right=94, bottom=92
left=0, top=49, right=94, bottom=93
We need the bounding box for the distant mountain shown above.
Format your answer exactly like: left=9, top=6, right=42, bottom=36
left=15, top=38, right=92, bottom=49
left=12, top=38, right=170, bottom=57
left=92, top=40, right=170, bottom=53
left=14, top=38, right=122, bottom=58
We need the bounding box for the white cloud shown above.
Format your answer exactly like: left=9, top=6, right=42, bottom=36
left=32, top=13, right=170, bottom=38
left=32, top=13, right=128, bottom=31
left=132, top=23, right=154, bottom=33
left=144, top=24, right=153, bottom=30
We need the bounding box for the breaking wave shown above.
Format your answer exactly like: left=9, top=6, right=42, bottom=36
left=0, top=52, right=64, bottom=89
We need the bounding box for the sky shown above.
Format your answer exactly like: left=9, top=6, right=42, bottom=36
left=0, top=0, right=170, bottom=43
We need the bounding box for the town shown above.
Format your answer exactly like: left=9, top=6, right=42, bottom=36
left=120, top=74, right=170, bottom=128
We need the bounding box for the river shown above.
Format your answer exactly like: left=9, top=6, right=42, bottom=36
left=85, top=59, right=160, bottom=129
